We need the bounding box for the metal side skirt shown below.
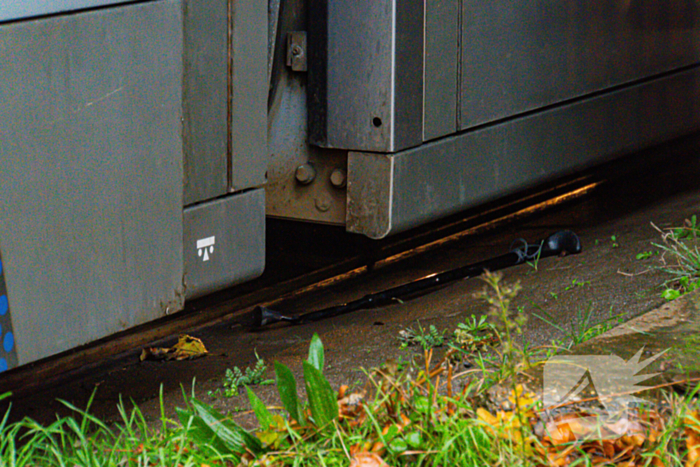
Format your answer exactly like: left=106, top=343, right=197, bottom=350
left=347, top=68, right=700, bottom=239
left=183, top=189, right=265, bottom=299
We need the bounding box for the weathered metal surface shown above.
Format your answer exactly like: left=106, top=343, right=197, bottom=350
left=267, top=68, right=348, bottom=224
left=228, top=0, right=268, bottom=192
left=0, top=1, right=184, bottom=365
left=183, top=0, right=267, bottom=204
left=183, top=189, right=266, bottom=299
left=183, top=0, right=228, bottom=205
left=460, top=1, right=700, bottom=129
left=286, top=31, right=307, bottom=72
left=308, top=0, right=423, bottom=153
left=0, top=0, right=133, bottom=22
left=424, top=0, right=459, bottom=142
left=348, top=67, right=700, bottom=238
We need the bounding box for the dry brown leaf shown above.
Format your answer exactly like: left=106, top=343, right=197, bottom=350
left=348, top=452, right=391, bottom=467
left=140, top=334, right=208, bottom=361
left=686, top=411, right=700, bottom=467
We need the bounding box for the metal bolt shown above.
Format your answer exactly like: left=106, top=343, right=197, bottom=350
left=315, top=194, right=331, bottom=212
left=295, top=163, right=316, bottom=185
left=291, top=44, right=303, bottom=57
left=330, top=168, right=347, bottom=188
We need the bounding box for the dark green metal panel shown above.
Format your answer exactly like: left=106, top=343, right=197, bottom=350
left=183, top=0, right=268, bottom=205
left=0, top=0, right=184, bottom=365
left=183, top=0, right=229, bottom=205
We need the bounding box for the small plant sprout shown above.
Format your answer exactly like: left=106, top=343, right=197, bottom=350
left=636, top=251, right=654, bottom=260
left=534, top=304, right=624, bottom=352
left=652, top=220, right=700, bottom=301
left=672, top=214, right=699, bottom=240
left=525, top=240, right=544, bottom=272
left=611, top=235, right=620, bottom=248
left=398, top=322, right=446, bottom=350
left=564, top=278, right=590, bottom=291
left=453, top=314, right=500, bottom=352
left=210, top=350, right=274, bottom=398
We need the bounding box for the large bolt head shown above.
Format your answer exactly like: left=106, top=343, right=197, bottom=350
left=295, top=163, right=316, bottom=185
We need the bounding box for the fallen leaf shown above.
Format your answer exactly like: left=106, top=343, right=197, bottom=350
left=686, top=411, right=700, bottom=467
left=140, top=334, right=208, bottom=361
left=349, top=452, right=391, bottom=467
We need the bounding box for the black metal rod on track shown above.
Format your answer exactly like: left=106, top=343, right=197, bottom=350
left=251, top=230, right=582, bottom=328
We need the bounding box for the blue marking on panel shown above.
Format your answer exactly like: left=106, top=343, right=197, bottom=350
left=0, top=249, right=17, bottom=369
left=3, top=333, right=13, bottom=353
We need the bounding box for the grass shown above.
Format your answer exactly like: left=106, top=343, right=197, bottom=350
left=533, top=303, right=624, bottom=353
left=5, top=268, right=700, bottom=466
left=652, top=218, right=700, bottom=301
left=0, top=388, right=226, bottom=466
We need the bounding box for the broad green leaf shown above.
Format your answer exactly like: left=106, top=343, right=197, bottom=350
left=190, top=398, right=263, bottom=454
left=389, top=437, right=408, bottom=453
left=275, top=361, right=304, bottom=424
left=405, top=431, right=422, bottom=448
left=302, top=360, right=338, bottom=428
left=662, top=289, right=682, bottom=301
left=246, top=386, right=273, bottom=430
left=175, top=407, right=239, bottom=460
left=307, top=333, right=324, bottom=371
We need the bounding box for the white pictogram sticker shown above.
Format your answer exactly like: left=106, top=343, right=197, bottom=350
left=196, top=236, right=216, bottom=262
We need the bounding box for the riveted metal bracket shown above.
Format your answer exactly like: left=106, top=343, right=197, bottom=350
left=286, top=31, right=307, bottom=72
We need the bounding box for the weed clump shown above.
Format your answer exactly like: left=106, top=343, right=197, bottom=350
left=652, top=218, right=700, bottom=300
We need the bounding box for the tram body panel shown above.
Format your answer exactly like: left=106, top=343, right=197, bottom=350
left=0, top=0, right=185, bottom=365
left=0, top=0, right=699, bottom=369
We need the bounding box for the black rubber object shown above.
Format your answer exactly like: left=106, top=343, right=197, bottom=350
left=252, top=230, right=581, bottom=328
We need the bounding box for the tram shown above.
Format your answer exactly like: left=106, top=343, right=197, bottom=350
left=1, top=0, right=699, bottom=369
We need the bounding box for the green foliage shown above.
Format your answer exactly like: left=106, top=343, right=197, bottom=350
left=636, top=251, right=654, bottom=260
left=662, top=276, right=700, bottom=301
left=302, top=361, right=338, bottom=428
left=671, top=214, right=699, bottom=239
left=475, top=271, right=527, bottom=371
left=564, top=278, right=590, bottom=290
left=453, top=314, right=500, bottom=352
left=211, top=351, right=274, bottom=398
left=534, top=304, right=624, bottom=353
left=525, top=240, right=544, bottom=272
left=247, top=386, right=273, bottom=430
left=307, top=333, right=325, bottom=371
left=610, top=235, right=620, bottom=248
left=176, top=398, right=262, bottom=461
left=398, top=322, right=446, bottom=350
left=274, top=361, right=305, bottom=424
left=180, top=333, right=339, bottom=461
left=652, top=217, right=700, bottom=301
